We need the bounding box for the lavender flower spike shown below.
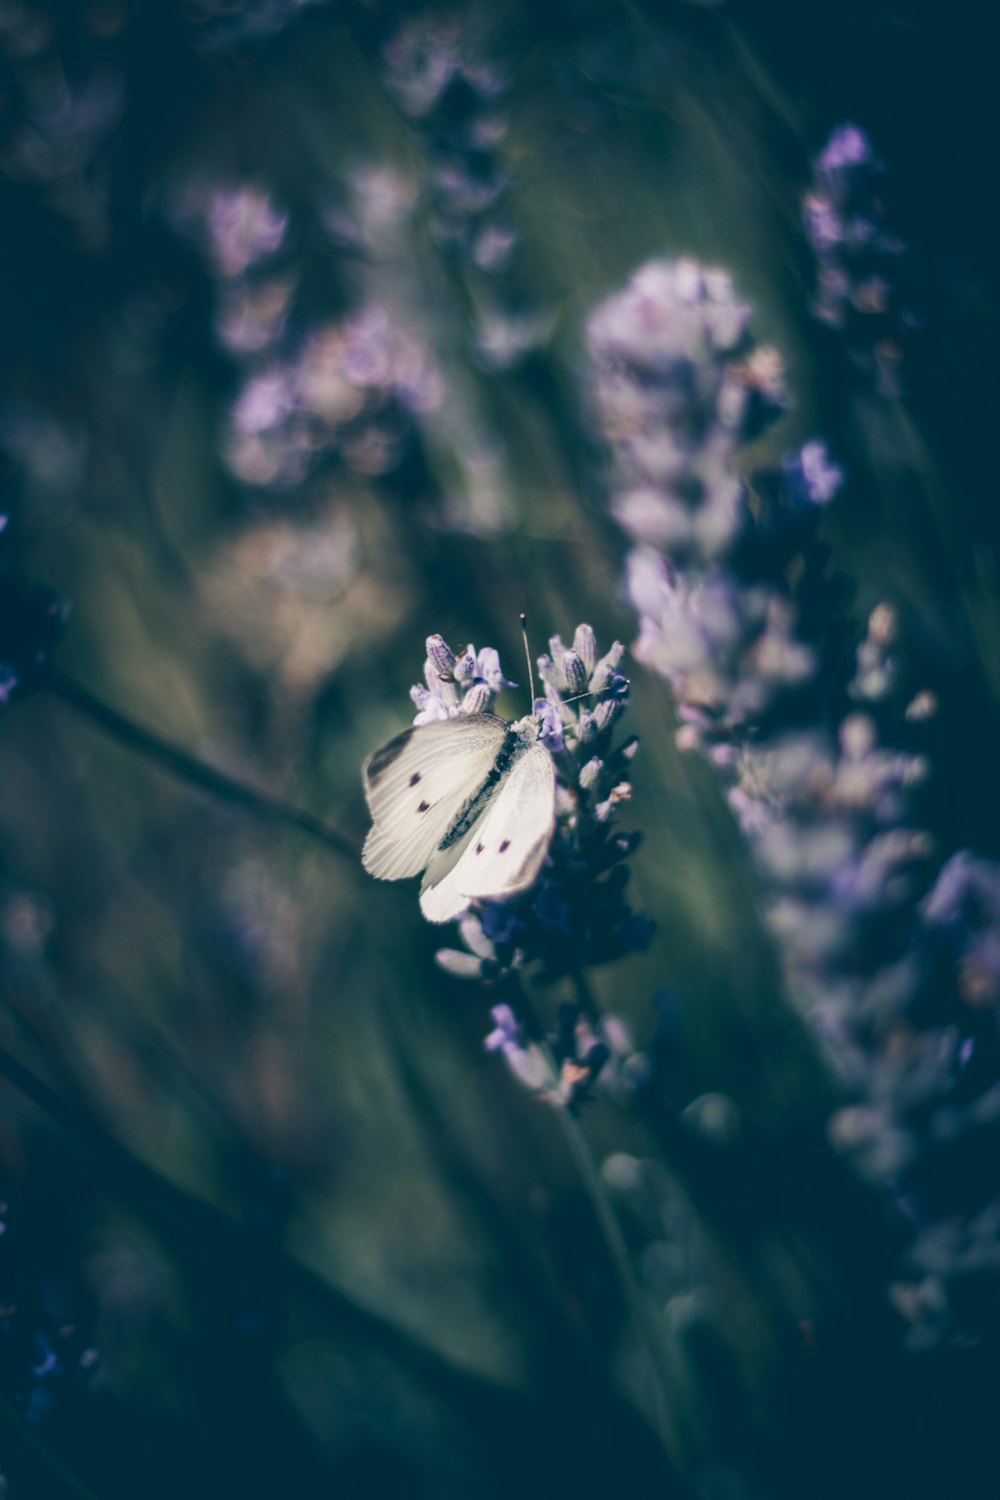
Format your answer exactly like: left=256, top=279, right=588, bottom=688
left=409, top=633, right=513, bottom=724
left=434, top=623, right=653, bottom=989
left=588, top=259, right=786, bottom=564
left=803, top=123, right=919, bottom=395
left=592, top=250, right=1000, bottom=1348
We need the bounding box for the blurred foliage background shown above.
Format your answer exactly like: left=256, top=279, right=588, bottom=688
left=1, top=1, right=998, bottom=1496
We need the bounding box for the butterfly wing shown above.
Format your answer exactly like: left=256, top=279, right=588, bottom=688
left=420, top=741, right=556, bottom=923
left=362, top=713, right=509, bottom=881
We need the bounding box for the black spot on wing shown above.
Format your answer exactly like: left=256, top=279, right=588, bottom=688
left=499, top=839, right=510, bottom=852
left=475, top=843, right=484, bottom=854
left=409, top=772, right=422, bottom=786
left=366, top=728, right=414, bottom=782
left=418, top=800, right=430, bottom=813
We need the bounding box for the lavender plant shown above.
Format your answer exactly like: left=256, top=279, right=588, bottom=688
left=377, top=12, right=550, bottom=371
left=803, top=124, right=920, bottom=397
left=0, top=2, right=125, bottom=251
left=167, top=177, right=445, bottom=491
left=417, top=626, right=654, bottom=985
left=1, top=4, right=996, bottom=1495
left=588, top=253, right=1000, bottom=1348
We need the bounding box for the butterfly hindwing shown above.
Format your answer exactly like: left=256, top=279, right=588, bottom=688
left=419, top=741, right=555, bottom=923
left=362, top=713, right=508, bottom=881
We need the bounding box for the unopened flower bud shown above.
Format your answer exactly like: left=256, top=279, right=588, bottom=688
left=579, top=757, right=604, bottom=790
left=572, top=623, right=597, bottom=673
left=561, top=651, right=589, bottom=694
left=462, top=683, right=492, bottom=714
left=593, top=698, right=622, bottom=733
left=590, top=642, right=625, bottom=693
left=436, top=950, right=486, bottom=980
left=905, top=691, right=938, bottom=722
left=426, top=634, right=456, bottom=678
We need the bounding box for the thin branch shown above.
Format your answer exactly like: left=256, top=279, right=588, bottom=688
left=0, top=1038, right=680, bottom=1496
left=0, top=1038, right=521, bottom=1406
left=511, top=974, right=675, bottom=1454
left=44, top=668, right=361, bottom=864
left=551, top=1089, right=676, bottom=1454
left=0, top=1393, right=105, bottom=1500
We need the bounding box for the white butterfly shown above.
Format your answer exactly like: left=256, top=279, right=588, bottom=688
left=362, top=711, right=556, bottom=923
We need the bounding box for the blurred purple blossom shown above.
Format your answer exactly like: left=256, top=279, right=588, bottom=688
left=204, top=185, right=289, bottom=278
left=223, top=299, right=443, bottom=489
left=481, top=1000, right=648, bottom=1107
left=591, top=252, right=1000, bottom=1347
left=803, top=123, right=920, bottom=396
left=781, top=441, right=843, bottom=507
left=378, top=14, right=550, bottom=371
left=588, top=260, right=786, bottom=561
left=483, top=1003, right=549, bottom=1092
left=0, top=9, right=124, bottom=248
left=410, top=633, right=515, bottom=723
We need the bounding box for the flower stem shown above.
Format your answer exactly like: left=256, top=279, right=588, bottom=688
left=512, top=975, right=674, bottom=1453
left=43, top=668, right=361, bottom=864
left=548, top=1076, right=675, bottom=1455
left=0, top=1391, right=104, bottom=1500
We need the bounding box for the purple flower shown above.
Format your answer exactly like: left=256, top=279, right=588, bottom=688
left=409, top=633, right=514, bottom=723
left=588, top=259, right=786, bottom=563
left=406, top=625, right=652, bottom=991
left=593, top=249, right=996, bottom=1347
left=781, top=441, right=844, bottom=507
left=483, top=1005, right=549, bottom=1092
left=819, top=124, right=874, bottom=173
left=803, top=124, right=919, bottom=395
left=484, top=1003, right=521, bottom=1053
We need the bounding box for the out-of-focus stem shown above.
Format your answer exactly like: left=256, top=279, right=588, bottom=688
left=550, top=1090, right=675, bottom=1455
left=44, top=669, right=361, bottom=864
left=0, top=1391, right=103, bottom=1500
left=512, top=975, right=674, bottom=1452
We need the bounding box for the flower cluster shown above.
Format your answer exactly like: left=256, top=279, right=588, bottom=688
left=483, top=1000, right=648, bottom=1107
left=225, top=302, right=442, bottom=488
left=802, top=124, right=919, bottom=396
left=587, top=259, right=787, bottom=562
left=379, top=14, right=549, bottom=370
left=169, top=179, right=443, bottom=490
left=590, top=258, right=843, bottom=751
left=410, top=634, right=514, bottom=723
left=0, top=3, right=124, bottom=250
left=431, top=624, right=655, bottom=984
left=590, top=254, right=1000, bottom=1346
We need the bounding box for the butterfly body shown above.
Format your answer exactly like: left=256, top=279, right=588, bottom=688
left=362, top=711, right=556, bottom=923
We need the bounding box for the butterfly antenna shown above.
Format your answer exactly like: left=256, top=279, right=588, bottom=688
left=520, top=613, right=536, bottom=706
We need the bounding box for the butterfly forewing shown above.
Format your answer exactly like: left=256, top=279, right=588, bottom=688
left=420, top=741, right=555, bottom=923
left=362, top=713, right=508, bottom=881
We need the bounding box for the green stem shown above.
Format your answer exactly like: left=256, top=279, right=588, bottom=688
left=549, top=1066, right=674, bottom=1454
left=0, top=1392, right=105, bottom=1500
left=44, top=668, right=361, bottom=865
left=512, top=970, right=674, bottom=1454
